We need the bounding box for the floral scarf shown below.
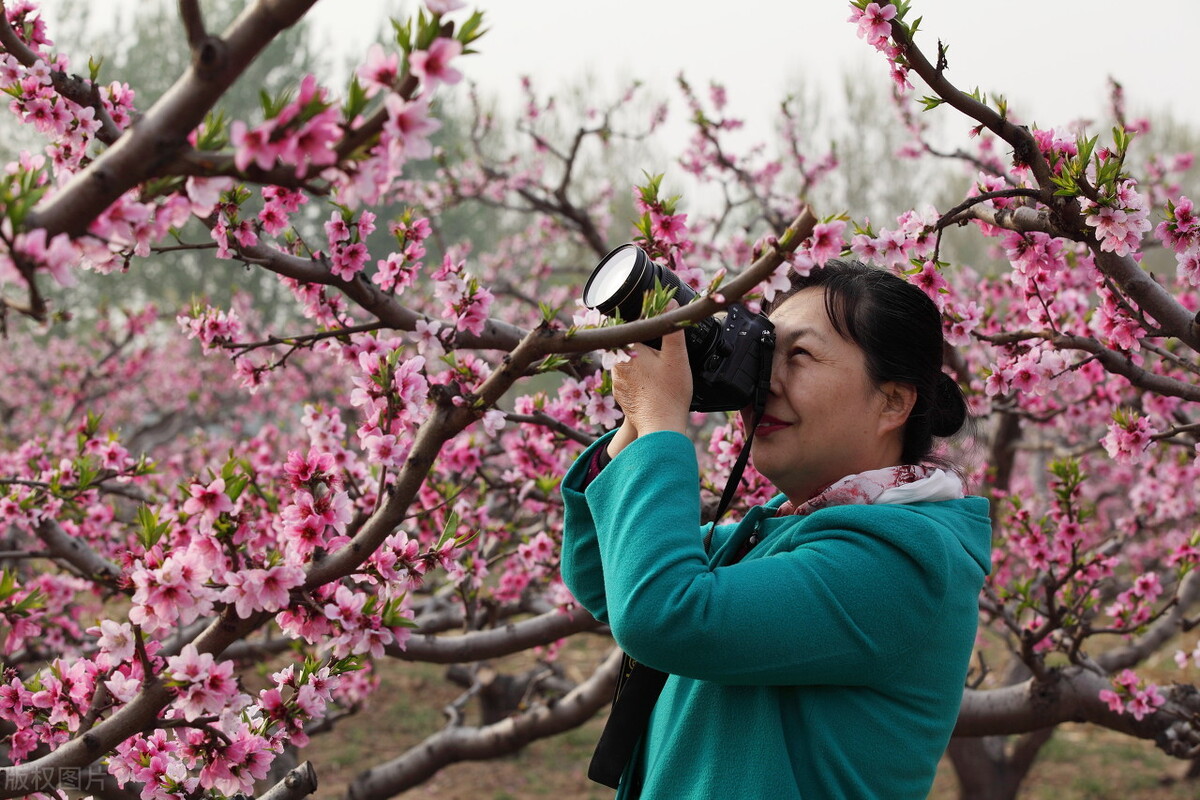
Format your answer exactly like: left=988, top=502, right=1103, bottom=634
left=775, top=464, right=964, bottom=517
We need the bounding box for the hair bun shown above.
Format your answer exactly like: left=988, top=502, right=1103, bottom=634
left=929, top=372, right=968, bottom=437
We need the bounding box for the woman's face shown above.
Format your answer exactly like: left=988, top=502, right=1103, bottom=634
left=740, top=287, right=908, bottom=503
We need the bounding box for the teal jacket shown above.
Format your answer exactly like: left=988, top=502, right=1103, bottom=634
left=561, top=431, right=991, bottom=799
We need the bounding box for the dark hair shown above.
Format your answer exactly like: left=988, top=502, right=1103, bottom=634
left=764, top=259, right=968, bottom=465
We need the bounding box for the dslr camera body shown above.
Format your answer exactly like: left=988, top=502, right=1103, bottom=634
left=583, top=244, right=776, bottom=413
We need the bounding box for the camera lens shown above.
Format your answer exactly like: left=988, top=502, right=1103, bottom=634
left=583, top=244, right=698, bottom=321
left=582, top=243, right=774, bottom=412
left=583, top=244, right=646, bottom=317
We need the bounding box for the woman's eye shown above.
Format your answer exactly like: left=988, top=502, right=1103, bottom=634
left=789, top=348, right=809, bottom=359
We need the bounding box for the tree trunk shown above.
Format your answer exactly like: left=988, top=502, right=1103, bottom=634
left=948, top=728, right=1055, bottom=800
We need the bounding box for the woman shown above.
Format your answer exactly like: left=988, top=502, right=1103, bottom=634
left=561, top=260, right=992, bottom=799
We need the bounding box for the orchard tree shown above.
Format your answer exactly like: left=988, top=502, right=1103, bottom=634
left=1, top=2, right=1199, bottom=800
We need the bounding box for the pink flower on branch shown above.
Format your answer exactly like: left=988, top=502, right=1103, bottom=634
left=182, top=477, right=234, bottom=527
left=220, top=564, right=305, bottom=618
left=425, top=0, right=466, bottom=13
left=407, top=38, right=463, bottom=90
left=849, top=2, right=897, bottom=48
left=357, top=43, right=400, bottom=97
left=384, top=94, right=441, bottom=165
left=181, top=479, right=232, bottom=527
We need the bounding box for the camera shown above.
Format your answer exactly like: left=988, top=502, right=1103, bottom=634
left=582, top=243, right=776, bottom=412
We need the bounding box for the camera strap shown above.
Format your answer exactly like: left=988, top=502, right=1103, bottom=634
left=704, top=328, right=774, bottom=549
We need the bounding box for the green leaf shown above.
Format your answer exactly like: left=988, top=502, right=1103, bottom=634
left=392, top=17, right=414, bottom=53
left=1076, top=133, right=1098, bottom=166
left=414, top=10, right=440, bottom=51
left=224, top=474, right=250, bottom=503
left=535, top=475, right=562, bottom=494
left=456, top=10, right=487, bottom=48
left=0, top=569, right=18, bottom=602
left=343, top=75, right=370, bottom=121
left=536, top=354, right=568, bottom=373
left=136, top=505, right=170, bottom=549
left=435, top=510, right=461, bottom=550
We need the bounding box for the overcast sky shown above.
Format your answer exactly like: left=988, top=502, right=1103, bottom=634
left=299, top=0, right=1197, bottom=134
left=38, top=0, right=1199, bottom=160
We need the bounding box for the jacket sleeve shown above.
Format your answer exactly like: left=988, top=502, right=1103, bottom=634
left=559, top=431, right=619, bottom=624
left=585, top=430, right=967, bottom=686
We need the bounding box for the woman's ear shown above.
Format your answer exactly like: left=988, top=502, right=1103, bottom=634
left=877, top=381, right=917, bottom=434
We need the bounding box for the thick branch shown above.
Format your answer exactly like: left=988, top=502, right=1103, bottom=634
left=387, top=609, right=604, bottom=664
left=235, top=241, right=529, bottom=351
left=1048, top=332, right=1200, bottom=401
left=1093, top=249, right=1200, bottom=351
left=35, top=518, right=122, bottom=584
left=957, top=666, right=1200, bottom=753
left=24, top=0, right=320, bottom=237
left=941, top=197, right=1070, bottom=238
left=258, top=761, right=318, bottom=800
left=344, top=647, right=622, bottom=800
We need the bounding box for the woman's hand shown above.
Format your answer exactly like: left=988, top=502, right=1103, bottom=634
left=606, top=327, right=693, bottom=458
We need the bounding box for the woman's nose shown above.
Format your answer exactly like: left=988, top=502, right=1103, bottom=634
left=767, top=351, right=785, bottom=396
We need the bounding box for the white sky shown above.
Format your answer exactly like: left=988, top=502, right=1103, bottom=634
left=43, top=0, right=1197, bottom=134
left=302, top=0, right=1197, bottom=135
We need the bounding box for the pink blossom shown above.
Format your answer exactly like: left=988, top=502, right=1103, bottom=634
left=1127, top=686, right=1166, bottom=720
left=229, top=119, right=280, bottom=171
left=324, top=213, right=351, bottom=244
left=93, top=619, right=136, bottom=664
left=221, top=564, right=305, bottom=618
left=1101, top=413, right=1155, bottom=465
left=14, top=227, right=80, bottom=287
left=910, top=261, right=949, bottom=308
left=1115, top=669, right=1140, bottom=690
left=357, top=43, right=400, bottom=97
left=384, top=94, right=441, bottom=162
left=651, top=212, right=689, bottom=243
left=1099, top=688, right=1124, bottom=714
left=183, top=476, right=234, bottom=527
left=330, top=241, right=369, bottom=280
left=364, top=432, right=407, bottom=467
left=186, top=176, right=235, bottom=217
left=1177, top=247, right=1200, bottom=287
left=849, top=2, right=897, bottom=48
left=104, top=670, right=141, bottom=703
left=808, top=220, right=846, bottom=266
left=426, top=0, right=466, bottom=12
left=407, top=38, right=463, bottom=89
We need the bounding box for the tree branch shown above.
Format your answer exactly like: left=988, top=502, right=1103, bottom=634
left=1097, top=569, right=1200, bottom=673
left=343, top=647, right=622, bottom=800
left=178, top=0, right=206, bottom=50
left=386, top=609, right=605, bottom=664
left=35, top=518, right=122, bottom=585
left=503, top=412, right=597, bottom=447
left=957, top=666, right=1200, bottom=757
left=258, top=761, right=318, bottom=800
left=1093, top=249, right=1200, bottom=352
left=23, top=0, right=321, bottom=238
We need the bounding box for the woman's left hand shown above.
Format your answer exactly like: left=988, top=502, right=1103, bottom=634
left=610, top=327, right=693, bottom=438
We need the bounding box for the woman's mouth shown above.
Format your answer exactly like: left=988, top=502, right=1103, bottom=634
left=754, top=414, right=792, bottom=437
